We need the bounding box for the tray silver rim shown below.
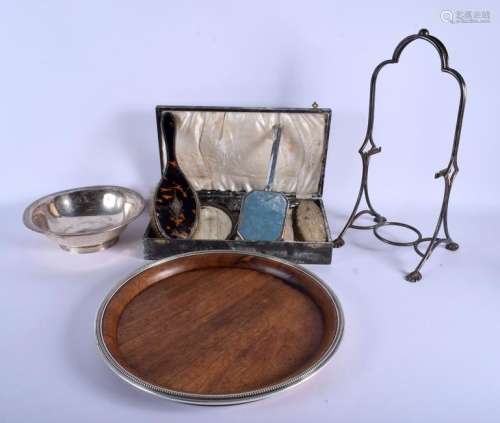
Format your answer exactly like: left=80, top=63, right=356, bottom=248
left=95, top=250, right=344, bottom=405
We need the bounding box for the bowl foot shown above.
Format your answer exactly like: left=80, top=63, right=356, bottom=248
left=59, top=236, right=119, bottom=254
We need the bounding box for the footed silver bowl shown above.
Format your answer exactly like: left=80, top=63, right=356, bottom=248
left=23, top=186, right=145, bottom=253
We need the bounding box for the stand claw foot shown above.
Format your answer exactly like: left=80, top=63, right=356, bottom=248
left=332, top=237, right=345, bottom=248
left=373, top=215, right=386, bottom=224
left=445, top=242, right=459, bottom=251
left=405, top=270, right=422, bottom=283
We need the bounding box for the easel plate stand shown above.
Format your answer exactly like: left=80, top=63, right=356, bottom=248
left=333, top=29, right=466, bottom=282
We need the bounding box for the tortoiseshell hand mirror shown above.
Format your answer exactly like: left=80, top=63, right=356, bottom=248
left=153, top=112, right=199, bottom=239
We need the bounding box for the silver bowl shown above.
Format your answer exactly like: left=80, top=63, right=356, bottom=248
left=23, top=186, right=145, bottom=253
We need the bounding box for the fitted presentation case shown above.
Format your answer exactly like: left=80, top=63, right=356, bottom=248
left=144, top=105, right=334, bottom=264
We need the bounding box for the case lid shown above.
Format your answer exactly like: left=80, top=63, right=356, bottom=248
left=156, top=106, right=332, bottom=198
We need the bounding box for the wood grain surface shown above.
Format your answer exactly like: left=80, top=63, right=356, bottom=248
left=101, top=253, right=340, bottom=396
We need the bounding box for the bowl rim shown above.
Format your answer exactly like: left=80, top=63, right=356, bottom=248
left=23, top=185, right=145, bottom=237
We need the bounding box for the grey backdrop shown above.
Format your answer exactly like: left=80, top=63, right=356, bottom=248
left=1, top=1, right=499, bottom=422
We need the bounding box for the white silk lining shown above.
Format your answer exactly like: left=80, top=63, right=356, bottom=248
left=160, top=111, right=328, bottom=198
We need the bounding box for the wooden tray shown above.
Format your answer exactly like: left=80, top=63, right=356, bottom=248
left=96, top=251, right=343, bottom=405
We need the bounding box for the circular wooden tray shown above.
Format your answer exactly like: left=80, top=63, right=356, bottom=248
left=96, top=251, right=343, bottom=405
